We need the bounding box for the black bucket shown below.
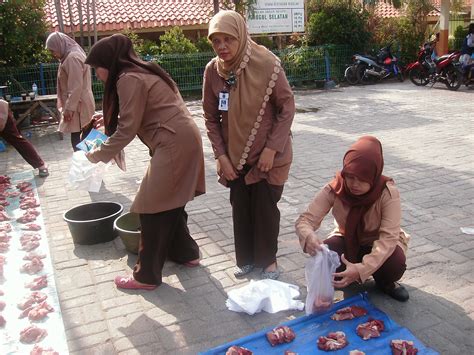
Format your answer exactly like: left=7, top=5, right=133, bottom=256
left=63, top=202, right=123, bottom=245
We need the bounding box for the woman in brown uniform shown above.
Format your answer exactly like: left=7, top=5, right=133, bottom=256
left=84, top=34, right=205, bottom=290
left=202, top=10, right=295, bottom=280
left=45, top=32, right=95, bottom=151
left=295, top=136, right=410, bottom=302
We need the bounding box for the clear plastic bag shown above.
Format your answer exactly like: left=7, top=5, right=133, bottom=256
left=304, top=244, right=341, bottom=315
left=68, top=151, right=109, bottom=193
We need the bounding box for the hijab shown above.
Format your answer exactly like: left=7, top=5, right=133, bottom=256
left=45, top=32, right=86, bottom=62
left=0, top=99, right=8, bottom=132
left=85, top=34, right=177, bottom=138
left=329, top=136, right=393, bottom=262
left=45, top=32, right=88, bottom=110
left=208, top=10, right=282, bottom=170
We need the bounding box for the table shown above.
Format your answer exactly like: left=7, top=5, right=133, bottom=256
left=9, top=94, right=59, bottom=128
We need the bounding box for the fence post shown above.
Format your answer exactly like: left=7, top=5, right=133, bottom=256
left=324, top=47, right=336, bottom=89
left=39, top=63, right=46, bottom=95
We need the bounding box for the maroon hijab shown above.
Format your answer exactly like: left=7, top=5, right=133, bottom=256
left=329, top=136, right=392, bottom=262
left=85, top=34, right=177, bottom=137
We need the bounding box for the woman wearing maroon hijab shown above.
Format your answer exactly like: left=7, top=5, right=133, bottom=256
left=296, top=136, right=410, bottom=302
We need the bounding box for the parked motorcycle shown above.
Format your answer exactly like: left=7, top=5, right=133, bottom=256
left=460, top=59, right=474, bottom=87
left=344, top=43, right=403, bottom=85
left=407, top=41, right=462, bottom=91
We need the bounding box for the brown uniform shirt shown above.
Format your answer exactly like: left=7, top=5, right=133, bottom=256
left=57, top=51, right=95, bottom=133
left=88, top=72, right=205, bottom=214
left=295, top=182, right=410, bottom=282
left=202, top=59, right=295, bottom=186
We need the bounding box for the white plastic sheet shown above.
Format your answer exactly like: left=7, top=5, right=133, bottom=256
left=226, top=279, right=304, bottom=315
left=68, top=151, right=109, bottom=193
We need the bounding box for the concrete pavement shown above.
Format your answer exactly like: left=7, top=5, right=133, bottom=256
left=1, top=81, right=473, bottom=354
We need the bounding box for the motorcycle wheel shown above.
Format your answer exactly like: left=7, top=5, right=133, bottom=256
left=344, top=65, right=359, bottom=85
left=409, top=68, right=429, bottom=86
left=444, top=66, right=462, bottom=91
left=356, top=63, right=373, bottom=84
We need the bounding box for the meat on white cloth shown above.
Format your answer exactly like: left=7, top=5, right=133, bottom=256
left=19, top=325, right=47, bottom=343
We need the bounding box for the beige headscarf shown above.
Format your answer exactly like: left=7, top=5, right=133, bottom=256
left=0, top=99, right=9, bottom=132
left=208, top=10, right=282, bottom=170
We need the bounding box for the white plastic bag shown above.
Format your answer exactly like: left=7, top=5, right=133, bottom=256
left=68, top=151, right=109, bottom=193
left=305, top=245, right=341, bottom=315
left=226, top=279, right=305, bottom=315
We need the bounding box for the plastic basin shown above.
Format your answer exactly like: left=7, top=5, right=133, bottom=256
left=63, top=202, right=123, bottom=245
left=113, top=212, right=140, bottom=254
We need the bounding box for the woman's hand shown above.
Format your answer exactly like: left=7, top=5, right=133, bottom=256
left=217, top=155, right=238, bottom=181
left=333, top=254, right=360, bottom=288
left=257, top=147, right=276, bottom=172
left=304, top=232, right=323, bottom=256
left=92, top=112, right=104, bottom=128
left=63, top=110, right=74, bottom=122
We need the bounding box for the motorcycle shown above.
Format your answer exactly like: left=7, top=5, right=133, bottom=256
left=406, top=41, right=462, bottom=91
left=344, top=43, right=404, bottom=85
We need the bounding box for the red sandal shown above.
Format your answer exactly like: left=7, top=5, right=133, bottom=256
left=182, top=259, right=200, bottom=268
left=114, top=275, right=157, bottom=290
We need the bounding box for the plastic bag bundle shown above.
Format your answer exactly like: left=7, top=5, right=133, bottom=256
left=226, top=279, right=304, bottom=315
left=305, top=245, right=341, bottom=315
left=68, top=151, right=109, bottom=193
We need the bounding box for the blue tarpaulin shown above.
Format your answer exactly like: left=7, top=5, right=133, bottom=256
left=200, top=293, right=438, bottom=354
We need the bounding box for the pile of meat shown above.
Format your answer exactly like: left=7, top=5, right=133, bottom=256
left=391, top=339, right=419, bottom=354
left=356, top=318, right=385, bottom=340
left=225, top=345, right=253, bottom=355
left=0, top=175, right=58, bottom=353
left=317, top=331, right=349, bottom=351
left=266, top=325, right=296, bottom=346
left=331, top=305, right=368, bottom=321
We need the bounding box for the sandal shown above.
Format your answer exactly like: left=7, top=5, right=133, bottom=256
left=261, top=268, right=281, bottom=280
left=38, top=167, right=49, bottom=178
left=234, top=264, right=254, bottom=278
left=114, top=275, right=157, bottom=290
left=182, top=259, right=200, bottom=268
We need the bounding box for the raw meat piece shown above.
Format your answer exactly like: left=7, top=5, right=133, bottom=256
left=0, top=211, right=11, bottom=221
left=28, top=301, right=54, bottom=321
left=313, top=297, right=333, bottom=313
left=0, top=176, right=10, bottom=184
left=17, top=212, right=38, bottom=224
left=266, top=325, right=296, bottom=346
left=390, top=339, right=418, bottom=355
left=0, top=314, right=5, bottom=327
left=0, top=300, right=5, bottom=310
left=21, top=240, right=40, bottom=252
left=19, top=325, right=47, bottom=343
left=6, top=191, right=21, bottom=197
left=350, top=351, right=366, bottom=355
left=356, top=318, right=385, bottom=340
left=19, top=305, right=35, bottom=319
left=0, top=241, right=10, bottom=253
left=16, top=181, right=32, bottom=190
left=317, top=331, right=348, bottom=351
left=21, top=233, right=41, bottom=243
left=0, top=223, right=12, bottom=233
left=285, top=351, right=298, bottom=355
left=0, top=205, right=4, bottom=211
left=17, top=291, right=48, bottom=310
left=20, top=257, right=44, bottom=274
left=0, top=199, right=10, bottom=207
left=30, top=344, right=59, bottom=355
left=225, top=345, right=253, bottom=355
left=331, top=306, right=368, bottom=321
left=20, top=191, right=35, bottom=200
left=23, top=252, right=46, bottom=260
left=0, top=233, right=11, bottom=242
left=21, top=223, right=41, bottom=231
left=25, top=275, right=48, bottom=290
left=20, top=199, right=40, bottom=209
left=26, top=209, right=40, bottom=216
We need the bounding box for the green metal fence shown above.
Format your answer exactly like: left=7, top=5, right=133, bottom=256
left=0, top=45, right=352, bottom=101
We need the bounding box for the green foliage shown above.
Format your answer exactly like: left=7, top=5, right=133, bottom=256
left=254, top=36, right=275, bottom=49
left=0, top=0, right=49, bottom=66
left=139, top=39, right=160, bottom=57
left=194, top=37, right=213, bottom=53
left=452, top=25, right=467, bottom=50
left=159, top=27, right=198, bottom=54
left=306, top=1, right=371, bottom=52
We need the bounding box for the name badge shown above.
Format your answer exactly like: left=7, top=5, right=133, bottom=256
left=218, top=91, right=229, bottom=111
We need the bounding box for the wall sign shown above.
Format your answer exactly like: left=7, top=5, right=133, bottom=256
left=246, top=0, right=305, bottom=34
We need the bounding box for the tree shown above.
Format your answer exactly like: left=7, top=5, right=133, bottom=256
left=0, top=0, right=49, bottom=66
left=159, top=27, right=198, bottom=54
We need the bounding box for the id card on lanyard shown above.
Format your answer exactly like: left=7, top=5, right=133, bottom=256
left=218, top=91, right=229, bottom=111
